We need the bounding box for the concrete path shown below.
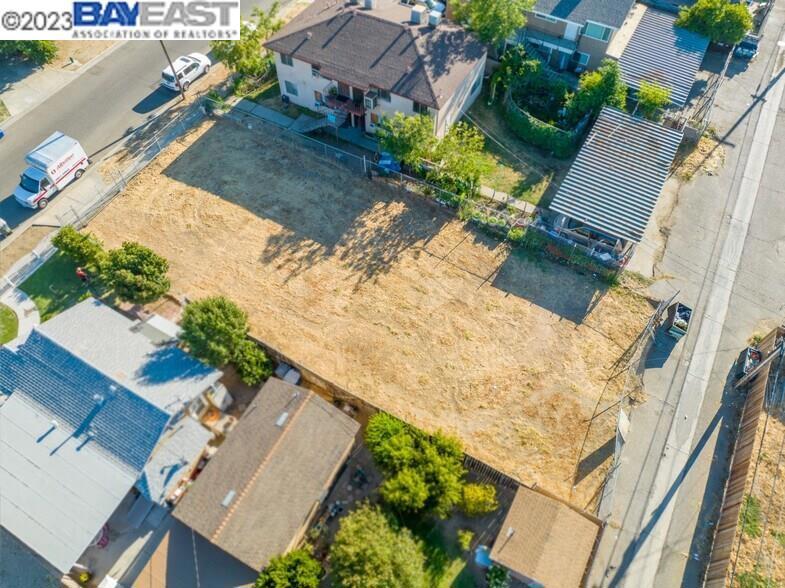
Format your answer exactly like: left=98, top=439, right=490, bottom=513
left=0, top=288, right=39, bottom=343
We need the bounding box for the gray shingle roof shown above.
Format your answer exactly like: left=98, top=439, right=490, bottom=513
left=533, top=0, right=636, bottom=28
left=264, top=0, right=486, bottom=109
left=174, top=379, right=359, bottom=570
left=549, top=107, right=683, bottom=243
left=37, top=298, right=222, bottom=415
left=619, top=8, right=708, bottom=107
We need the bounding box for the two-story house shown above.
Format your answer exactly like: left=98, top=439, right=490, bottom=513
left=264, top=0, right=487, bottom=138
left=513, top=0, right=637, bottom=72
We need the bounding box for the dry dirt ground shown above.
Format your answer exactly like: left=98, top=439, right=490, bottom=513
left=50, top=41, right=116, bottom=70
left=87, top=118, right=653, bottom=505
left=731, top=413, right=785, bottom=586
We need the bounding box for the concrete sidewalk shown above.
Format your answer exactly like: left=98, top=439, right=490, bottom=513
left=0, top=288, right=39, bottom=343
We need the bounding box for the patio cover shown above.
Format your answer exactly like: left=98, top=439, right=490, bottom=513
left=549, top=107, right=683, bottom=244
left=618, top=7, right=709, bottom=107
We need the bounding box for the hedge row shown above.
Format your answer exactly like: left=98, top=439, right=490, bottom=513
left=502, top=98, right=576, bottom=159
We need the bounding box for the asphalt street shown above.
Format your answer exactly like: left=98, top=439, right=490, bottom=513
left=0, top=0, right=281, bottom=228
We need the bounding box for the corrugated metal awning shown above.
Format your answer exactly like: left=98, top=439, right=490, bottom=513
left=549, top=107, right=683, bottom=244
left=619, top=8, right=709, bottom=107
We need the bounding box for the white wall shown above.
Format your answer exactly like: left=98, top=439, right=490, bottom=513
left=272, top=52, right=330, bottom=110
left=272, top=51, right=485, bottom=138
left=434, top=54, right=486, bottom=137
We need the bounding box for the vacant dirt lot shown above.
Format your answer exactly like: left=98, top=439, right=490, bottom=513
left=87, top=118, right=652, bottom=504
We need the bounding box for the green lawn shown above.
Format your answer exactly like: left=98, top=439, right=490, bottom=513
left=415, top=524, right=475, bottom=588
left=19, top=252, right=93, bottom=321
left=468, top=92, right=556, bottom=206
left=0, top=303, right=19, bottom=344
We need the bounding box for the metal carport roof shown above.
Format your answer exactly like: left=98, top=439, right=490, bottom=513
left=549, top=107, right=683, bottom=244
left=619, top=7, right=709, bottom=107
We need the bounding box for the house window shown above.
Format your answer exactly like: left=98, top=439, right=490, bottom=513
left=413, top=101, right=429, bottom=115
left=280, top=54, right=293, bottom=66
left=583, top=22, right=612, bottom=42
left=378, top=89, right=391, bottom=102
left=574, top=52, right=590, bottom=66
left=314, top=90, right=323, bottom=102
left=284, top=80, right=298, bottom=96
left=534, top=12, right=558, bottom=23
left=311, top=65, right=321, bottom=78
left=370, top=112, right=380, bottom=125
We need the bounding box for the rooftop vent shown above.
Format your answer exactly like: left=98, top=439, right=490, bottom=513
left=222, top=490, right=237, bottom=508
left=364, top=0, right=376, bottom=9
left=411, top=5, right=426, bottom=24
left=275, top=411, right=290, bottom=427
left=428, top=10, right=442, bottom=26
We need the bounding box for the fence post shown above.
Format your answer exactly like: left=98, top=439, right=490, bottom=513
left=363, top=155, right=367, bottom=174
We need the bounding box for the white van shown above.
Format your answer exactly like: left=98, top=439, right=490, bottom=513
left=14, top=132, right=89, bottom=209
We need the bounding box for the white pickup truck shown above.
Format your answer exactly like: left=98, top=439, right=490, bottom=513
left=14, top=132, right=89, bottom=210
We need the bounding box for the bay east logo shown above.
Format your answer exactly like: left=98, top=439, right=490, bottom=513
left=73, top=1, right=238, bottom=27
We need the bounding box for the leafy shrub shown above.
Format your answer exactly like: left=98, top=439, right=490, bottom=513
left=507, top=226, right=525, bottom=243
left=566, top=59, right=627, bottom=123
left=503, top=100, right=575, bottom=158
left=211, top=4, right=281, bottom=76
left=330, top=504, right=427, bottom=588
left=365, top=413, right=466, bottom=518
left=460, top=483, right=499, bottom=516
left=457, top=529, right=474, bottom=552
left=255, top=548, right=322, bottom=588
left=180, top=296, right=249, bottom=367
left=104, top=242, right=170, bottom=304
left=637, top=81, right=670, bottom=121
left=0, top=41, right=58, bottom=64
left=233, top=339, right=273, bottom=385
left=736, top=569, right=768, bottom=588
left=487, top=565, right=510, bottom=588
left=676, top=0, right=752, bottom=45
left=52, top=226, right=105, bottom=267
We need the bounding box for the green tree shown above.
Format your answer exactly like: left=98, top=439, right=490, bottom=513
left=567, top=59, right=627, bottom=123
left=453, top=0, right=533, bottom=47
left=0, top=41, right=57, bottom=64
left=381, top=468, right=429, bottom=513
left=180, top=296, right=250, bottom=367
left=430, top=122, right=492, bottom=197
left=52, top=226, right=105, bottom=268
left=365, top=413, right=467, bottom=518
left=489, top=45, right=541, bottom=102
left=211, top=3, right=282, bottom=76
left=676, top=0, right=752, bottom=45
left=487, top=565, right=510, bottom=588
left=330, top=505, right=427, bottom=588
left=459, top=483, right=499, bottom=516
left=233, top=339, right=273, bottom=385
left=636, top=81, right=671, bottom=121
left=377, top=113, right=437, bottom=167
left=255, top=549, right=322, bottom=588
left=104, top=242, right=170, bottom=304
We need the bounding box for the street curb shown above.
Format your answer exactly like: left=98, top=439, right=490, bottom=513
left=1, top=41, right=128, bottom=131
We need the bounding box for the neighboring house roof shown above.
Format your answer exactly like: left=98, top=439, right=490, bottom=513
left=264, top=0, right=486, bottom=109
left=0, top=298, right=219, bottom=575
left=0, top=391, right=140, bottom=573
left=549, top=107, right=683, bottom=243
left=137, top=415, right=212, bottom=504
left=532, top=0, right=636, bottom=29
left=37, top=298, right=222, bottom=415
left=0, top=527, right=61, bottom=588
left=618, top=7, right=709, bottom=107
left=174, top=378, right=359, bottom=570
left=490, top=486, right=600, bottom=588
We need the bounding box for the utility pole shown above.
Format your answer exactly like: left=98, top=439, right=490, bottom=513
left=159, top=40, right=186, bottom=102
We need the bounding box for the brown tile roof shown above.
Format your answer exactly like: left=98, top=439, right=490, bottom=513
left=173, top=379, right=359, bottom=571
left=490, top=486, right=601, bottom=587
left=264, top=0, right=486, bottom=109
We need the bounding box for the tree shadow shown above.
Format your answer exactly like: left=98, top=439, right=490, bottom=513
left=574, top=436, right=615, bottom=486
left=134, top=345, right=216, bottom=386
left=492, top=247, right=610, bottom=325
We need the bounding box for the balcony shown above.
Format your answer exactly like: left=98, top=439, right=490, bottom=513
left=324, top=93, right=365, bottom=117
